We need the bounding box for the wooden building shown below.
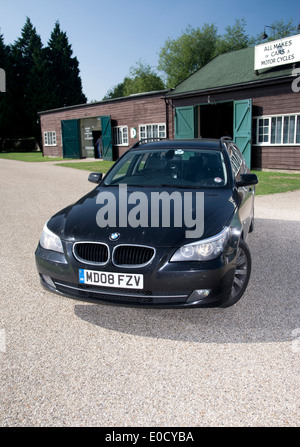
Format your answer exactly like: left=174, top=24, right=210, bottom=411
left=39, top=39, right=300, bottom=170
left=168, top=45, right=300, bottom=170
left=39, top=89, right=170, bottom=160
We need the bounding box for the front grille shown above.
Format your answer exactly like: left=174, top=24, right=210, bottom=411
left=73, top=242, right=109, bottom=265
left=73, top=242, right=154, bottom=267
left=113, top=245, right=155, bottom=267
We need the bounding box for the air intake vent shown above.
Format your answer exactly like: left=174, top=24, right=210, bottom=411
left=73, top=242, right=109, bottom=265
left=113, top=245, right=155, bottom=267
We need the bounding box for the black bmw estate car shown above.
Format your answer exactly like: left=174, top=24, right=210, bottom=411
left=35, top=138, right=258, bottom=308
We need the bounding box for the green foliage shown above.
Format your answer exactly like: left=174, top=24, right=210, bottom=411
left=158, top=18, right=298, bottom=88
left=9, top=18, right=47, bottom=141
left=250, top=19, right=298, bottom=45
left=103, top=82, right=125, bottom=100
left=56, top=160, right=115, bottom=173
left=252, top=170, right=300, bottom=195
left=103, top=60, right=165, bottom=100
left=215, top=18, right=249, bottom=55
left=45, top=21, right=87, bottom=109
left=158, top=24, right=218, bottom=88
left=0, top=32, right=12, bottom=141
left=123, top=60, right=165, bottom=96
left=0, top=18, right=86, bottom=148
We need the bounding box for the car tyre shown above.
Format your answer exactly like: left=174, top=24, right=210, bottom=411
left=221, top=239, right=251, bottom=307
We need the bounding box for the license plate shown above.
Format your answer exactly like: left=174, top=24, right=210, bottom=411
left=79, top=269, right=143, bottom=289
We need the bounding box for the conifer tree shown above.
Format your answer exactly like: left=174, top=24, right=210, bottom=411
left=45, top=21, right=86, bottom=109
left=0, top=32, right=8, bottom=71
left=0, top=32, right=11, bottom=145
left=10, top=17, right=45, bottom=140
left=0, top=18, right=87, bottom=148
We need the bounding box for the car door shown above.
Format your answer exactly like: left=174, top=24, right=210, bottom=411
left=229, top=144, right=254, bottom=237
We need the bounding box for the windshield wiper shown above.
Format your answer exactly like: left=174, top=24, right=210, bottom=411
left=160, top=184, right=196, bottom=189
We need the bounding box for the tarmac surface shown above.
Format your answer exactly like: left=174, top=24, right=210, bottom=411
left=0, top=158, right=299, bottom=427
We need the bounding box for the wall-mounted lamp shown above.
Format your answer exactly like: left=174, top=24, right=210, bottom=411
left=262, top=25, right=276, bottom=40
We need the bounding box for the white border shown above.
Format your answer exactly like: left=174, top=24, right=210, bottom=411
left=253, top=113, right=300, bottom=146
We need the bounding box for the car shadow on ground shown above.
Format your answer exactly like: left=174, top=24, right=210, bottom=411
left=74, top=218, right=300, bottom=344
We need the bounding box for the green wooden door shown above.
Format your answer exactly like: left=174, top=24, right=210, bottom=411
left=233, top=99, right=252, bottom=168
left=101, top=115, right=113, bottom=160
left=61, top=119, right=81, bottom=159
left=175, top=106, right=196, bottom=139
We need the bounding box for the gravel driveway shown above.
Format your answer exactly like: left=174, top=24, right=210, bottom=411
left=0, top=158, right=299, bottom=427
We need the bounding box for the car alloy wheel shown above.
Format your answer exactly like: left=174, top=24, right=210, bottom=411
left=221, top=239, right=251, bottom=307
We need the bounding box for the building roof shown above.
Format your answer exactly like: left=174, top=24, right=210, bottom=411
left=38, top=89, right=169, bottom=115
left=167, top=46, right=295, bottom=97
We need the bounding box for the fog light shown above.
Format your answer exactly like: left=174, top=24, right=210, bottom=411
left=187, top=289, right=211, bottom=302
left=41, top=275, right=56, bottom=288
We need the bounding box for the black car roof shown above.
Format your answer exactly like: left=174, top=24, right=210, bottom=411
left=130, top=138, right=229, bottom=152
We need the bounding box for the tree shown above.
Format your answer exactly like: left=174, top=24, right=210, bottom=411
left=123, top=61, right=165, bottom=96
left=0, top=18, right=87, bottom=148
left=158, top=24, right=218, bottom=88
left=103, top=60, right=165, bottom=100
left=9, top=17, right=45, bottom=140
left=215, top=18, right=249, bottom=55
left=158, top=18, right=298, bottom=88
left=0, top=31, right=8, bottom=69
left=250, top=19, right=298, bottom=45
left=0, top=32, right=12, bottom=144
left=45, top=21, right=86, bottom=109
left=103, top=82, right=125, bottom=100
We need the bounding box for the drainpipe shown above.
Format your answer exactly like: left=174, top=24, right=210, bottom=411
left=164, top=97, right=170, bottom=139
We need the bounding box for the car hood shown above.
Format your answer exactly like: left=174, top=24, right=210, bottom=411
left=48, top=186, right=237, bottom=247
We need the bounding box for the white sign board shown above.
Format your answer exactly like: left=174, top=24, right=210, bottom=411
left=254, top=34, right=300, bottom=70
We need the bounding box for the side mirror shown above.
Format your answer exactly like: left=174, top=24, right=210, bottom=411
left=236, top=173, right=258, bottom=188
left=88, top=172, right=103, bottom=184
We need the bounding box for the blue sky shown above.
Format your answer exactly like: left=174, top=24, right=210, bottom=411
left=1, top=0, right=300, bottom=102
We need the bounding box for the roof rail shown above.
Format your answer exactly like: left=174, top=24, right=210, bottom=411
left=131, top=138, right=166, bottom=148
left=220, top=136, right=232, bottom=143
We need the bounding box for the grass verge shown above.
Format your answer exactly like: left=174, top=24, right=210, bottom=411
left=251, top=170, right=300, bottom=195
left=0, top=152, right=69, bottom=162
left=56, top=161, right=115, bottom=174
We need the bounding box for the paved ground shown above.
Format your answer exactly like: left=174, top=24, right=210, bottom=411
left=0, top=159, right=299, bottom=427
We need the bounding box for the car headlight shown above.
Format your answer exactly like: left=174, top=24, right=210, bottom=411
left=40, top=222, right=64, bottom=253
left=170, top=227, right=230, bottom=261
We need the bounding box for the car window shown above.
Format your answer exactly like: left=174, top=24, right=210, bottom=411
left=228, top=144, right=244, bottom=177
left=104, top=148, right=228, bottom=188
left=234, top=145, right=248, bottom=172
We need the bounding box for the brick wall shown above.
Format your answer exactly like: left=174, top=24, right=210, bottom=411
left=40, top=92, right=169, bottom=158
left=170, top=80, right=300, bottom=170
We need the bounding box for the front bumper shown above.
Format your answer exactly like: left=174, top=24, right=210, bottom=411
left=35, top=241, right=237, bottom=308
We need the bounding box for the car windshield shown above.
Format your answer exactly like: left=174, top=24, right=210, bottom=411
left=104, top=148, right=228, bottom=188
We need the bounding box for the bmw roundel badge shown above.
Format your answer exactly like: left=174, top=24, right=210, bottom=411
left=109, top=232, right=120, bottom=241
